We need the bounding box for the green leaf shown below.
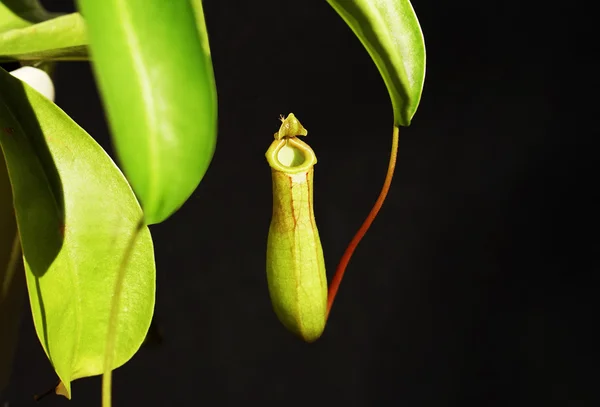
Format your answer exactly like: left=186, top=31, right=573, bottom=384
left=0, top=66, right=156, bottom=399
left=326, top=0, right=426, bottom=126
left=76, top=0, right=217, bottom=225
left=0, top=12, right=88, bottom=62
left=0, top=145, right=25, bottom=393
left=0, top=0, right=58, bottom=32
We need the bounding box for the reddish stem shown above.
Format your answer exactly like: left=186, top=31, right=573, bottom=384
left=326, top=126, right=400, bottom=319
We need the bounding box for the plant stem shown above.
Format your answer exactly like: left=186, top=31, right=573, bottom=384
left=1, top=232, right=21, bottom=298
left=102, top=218, right=144, bottom=407
left=326, top=125, right=399, bottom=319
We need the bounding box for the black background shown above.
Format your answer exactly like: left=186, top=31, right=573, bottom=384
left=1, top=0, right=597, bottom=406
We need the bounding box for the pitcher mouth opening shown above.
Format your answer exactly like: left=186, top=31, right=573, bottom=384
left=266, top=137, right=317, bottom=174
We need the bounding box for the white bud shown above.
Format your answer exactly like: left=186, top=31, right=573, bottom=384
left=9, top=66, right=55, bottom=102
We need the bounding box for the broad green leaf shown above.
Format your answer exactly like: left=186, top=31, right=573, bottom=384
left=326, top=0, right=426, bottom=126
left=0, top=0, right=58, bottom=32
left=0, top=145, right=25, bottom=393
left=0, top=12, right=88, bottom=62
left=76, top=0, right=217, bottom=225
left=0, top=66, right=155, bottom=399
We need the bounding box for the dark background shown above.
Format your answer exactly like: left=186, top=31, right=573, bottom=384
left=2, top=0, right=597, bottom=406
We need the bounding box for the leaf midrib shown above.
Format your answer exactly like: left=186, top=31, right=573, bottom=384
left=117, top=0, right=158, bottom=213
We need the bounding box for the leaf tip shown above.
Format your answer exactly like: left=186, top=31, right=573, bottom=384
left=55, top=380, right=70, bottom=399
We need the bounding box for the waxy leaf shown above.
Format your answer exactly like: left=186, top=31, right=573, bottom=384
left=0, top=66, right=155, bottom=398
left=326, top=0, right=426, bottom=126
left=0, top=0, right=58, bottom=32
left=0, top=12, right=88, bottom=62
left=77, top=0, right=217, bottom=225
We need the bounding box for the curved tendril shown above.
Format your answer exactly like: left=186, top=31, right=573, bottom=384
left=326, top=126, right=400, bottom=319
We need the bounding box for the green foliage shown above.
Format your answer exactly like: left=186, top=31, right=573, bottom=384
left=76, top=0, right=217, bottom=225
left=0, top=0, right=58, bottom=32
left=0, top=0, right=426, bottom=401
left=0, top=67, right=156, bottom=398
left=326, top=0, right=426, bottom=126
left=0, top=13, right=88, bottom=62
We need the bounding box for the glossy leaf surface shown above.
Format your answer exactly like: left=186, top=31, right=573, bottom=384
left=0, top=66, right=155, bottom=398
left=326, top=0, right=426, bottom=126
left=77, top=0, right=217, bottom=224
left=0, top=12, right=88, bottom=62
left=0, top=0, right=57, bottom=32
